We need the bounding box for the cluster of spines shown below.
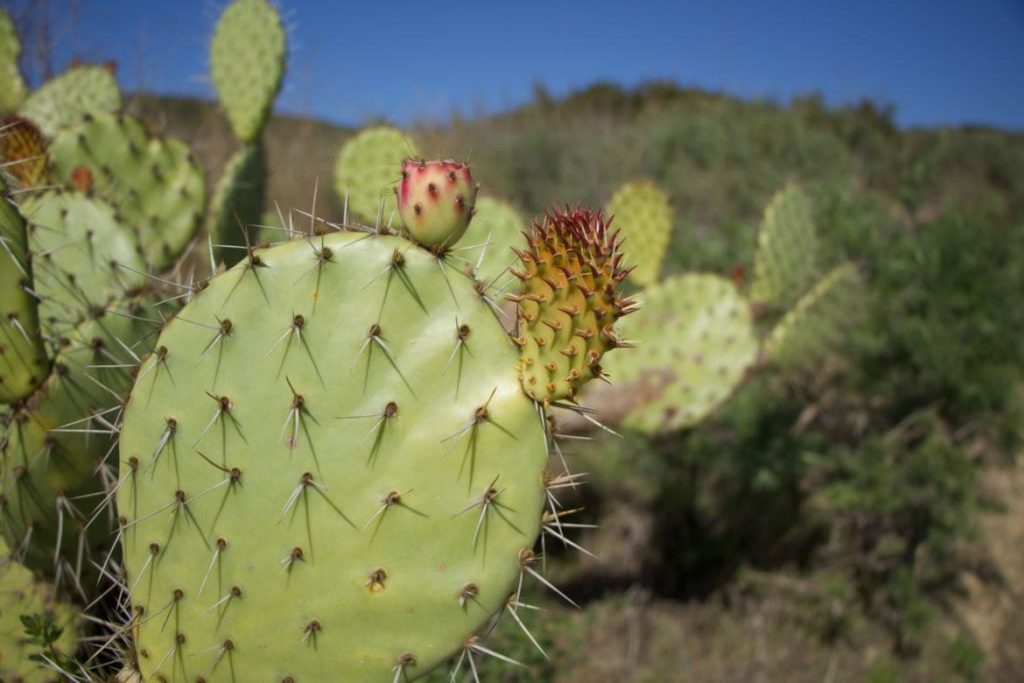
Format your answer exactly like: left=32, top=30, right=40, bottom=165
left=511, top=207, right=635, bottom=403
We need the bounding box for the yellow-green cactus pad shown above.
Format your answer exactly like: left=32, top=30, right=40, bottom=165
left=119, top=231, right=548, bottom=681
left=1, top=297, right=158, bottom=585
left=0, top=11, right=28, bottom=112
left=604, top=180, right=674, bottom=287
left=602, top=273, right=758, bottom=433
left=512, top=207, right=635, bottom=403
left=210, top=0, right=286, bottom=143
left=334, top=126, right=418, bottom=225
left=19, top=66, right=120, bottom=138
left=765, top=262, right=861, bottom=372
left=20, top=190, right=146, bottom=333
left=466, top=196, right=524, bottom=289
left=0, top=195, right=47, bottom=404
left=750, top=184, right=819, bottom=309
left=0, top=540, right=78, bottom=683
left=48, top=113, right=206, bottom=270
left=207, top=143, right=265, bottom=266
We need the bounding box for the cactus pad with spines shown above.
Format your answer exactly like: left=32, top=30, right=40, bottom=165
left=207, top=144, right=266, bottom=266
left=210, top=0, right=286, bottom=144
left=601, top=273, right=758, bottom=433
left=765, top=262, right=861, bottom=372
left=0, top=195, right=47, bottom=404
left=750, top=184, right=819, bottom=309
left=0, top=116, right=47, bottom=189
left=0, top=540, right=78, bottom=683
left=0, top=10, right=28, bottom=112
left=119, top=231, right=547, bottom=681
left=1, top=297, right=157, bottom=583
left=334, top=126, right=418, bottom=225
left=467, top=197, right=524, bottom=287
left=513, top=207, right=634, bottom=403
left=19, top=66, right=121, bottom=138
left=604, top=180, right=673, bottom=287
left=397, top=159, right=478, bottom=249
left=20, top=190, right=146, bottom=332
left=48, top=113, right=206, bottom=270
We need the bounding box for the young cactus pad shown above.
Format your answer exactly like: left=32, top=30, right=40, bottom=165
left=397, top=159, right=478, bottom=249
left=118, top=231, right=550, bottom=681
left=18, top=65, right=121, bottom=138
left=750, top=184, right=820, bottom=309
left=48, top=112, right=206, bottom=270
left=334, top=126, right=418, bottom=225
left=0, top=10, right=28, bottom=112
left=513, top=207, right=635, bottom=403
left=599, top=273, right=758, bottom=433
left=604, top=180, right=674, bottom=287
left=210, top=0, right=286, bottom=144
left=0, top=194, right=47, bottom=403
left=0, top=116, right=47, bottom=189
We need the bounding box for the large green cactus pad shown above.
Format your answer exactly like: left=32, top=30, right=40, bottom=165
left=604, top=180, right=674, bottom=287
left=19, top=66, right=120, bottom=138
left=601, top=273, right=758, bottom=433
left=334, top=126, right=418, bottom=225
left=20, top=190, right=145, bottom=334
left=467, top=197, right=523, bottom=288
left=0, top=540, right=78, bottom=683
left=49, top=113, right=205, bottom=270
left=0, top=195, right=47, bottom=404
left=765, top=262, right=860, bottom=372
left=1, top=298, right=157, bottom=583
left=119, top=232, right=547, bottom=681
left=211, top=0, right=286, bottom=143
left=0, top=11, right=27, bottom=112
left=750, top=184, right=819, bottom=309
left=208, top=143, right=266, bottom=267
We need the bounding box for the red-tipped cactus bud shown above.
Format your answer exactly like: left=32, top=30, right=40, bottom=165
left=397, top=159, right=477, bottom=249
left=514, top=206, right=634, bottom=403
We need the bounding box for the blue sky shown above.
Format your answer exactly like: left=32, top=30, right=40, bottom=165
left=10, top=0, right=1024, bottom=129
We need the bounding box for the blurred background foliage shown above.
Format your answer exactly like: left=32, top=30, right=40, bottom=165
left=128, top=81, right=1024, bottom=681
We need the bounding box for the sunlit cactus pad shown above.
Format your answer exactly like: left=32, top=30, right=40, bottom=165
left=601, top=273, right=758, bottom=432
left=0, top=10, right=27, bottom=111
left=1, top=298, right=157, bottom=582
left=19, top=66, right=121, bottom=138
left=604, top=180, right=674, bottom=287
left=467, top=196, right=524, bottom=288
left=20, top=190, right=146, bottom=332
left=119, top=232, right=547, bottom=681
left=0, top=540, right=78, bottom=683
left=765, top=262, right=861, bottom=372
left=49, top=112, right=205, bottom=270
left=334, top=126, right=418, bottom=225
left=750, top=184, right=819, bottom=308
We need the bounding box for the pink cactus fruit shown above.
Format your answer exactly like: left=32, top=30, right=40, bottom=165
left=396, top=159, right=478, bottom=249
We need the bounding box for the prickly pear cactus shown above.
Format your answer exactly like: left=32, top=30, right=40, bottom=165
left=599, top=273, right=758, bottom=433
left=467, top=197, right=524, bottom=288
left=19, top=65, right=121, bottom=138
left=1, top=296, right=157, bottom=585
left=397, top=159, right=478, bottom=249
left=0, top=194, right=47, bottom=404
left=118, top=231, right=551, bottom=681
left=512, top=208, right=635, bottom=403
left=750, top=184, right=819, bottom=309
left=0, top=540, right=78, bottom=683
left=207, top=144, right=266, bottom=265
left=19, top=190, right=146, bottom=331
left=48, top=113, right=206, bottom=270
left=604, top=180, right=673, bottom=287
left=765, top=262, right=860, bottom=372
left=210, top=0, right=286, bottom=144
left=334, top=127, right=418, bottom=225
left=0, top=116, right=47, bottom=189
left=0, top=10, right=28, bottom=112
